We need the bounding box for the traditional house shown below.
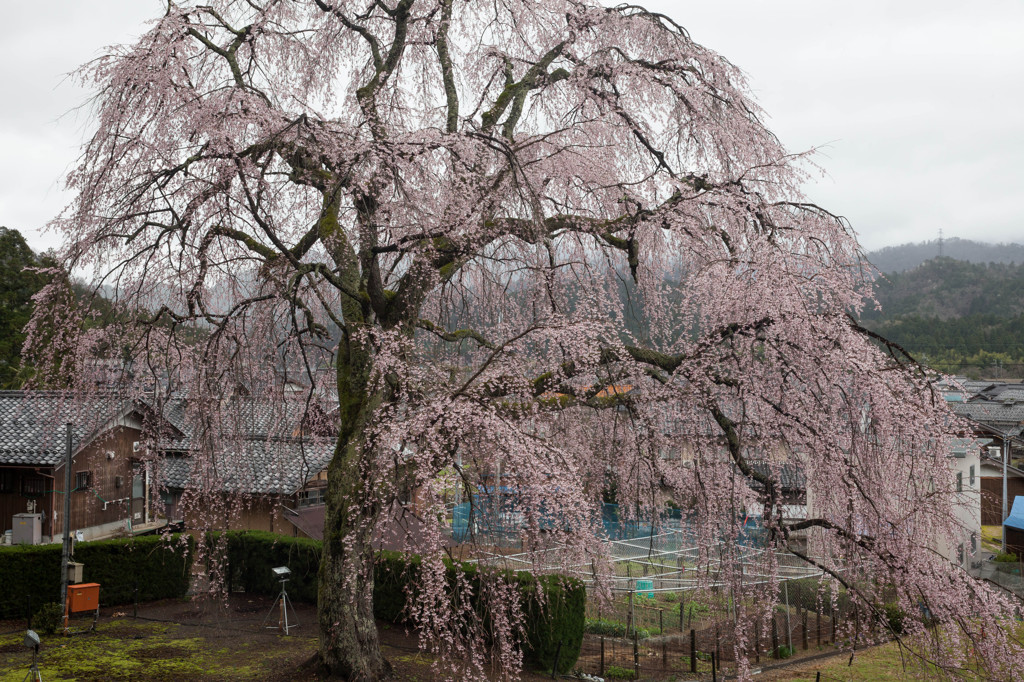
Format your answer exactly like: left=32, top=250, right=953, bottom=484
left=153, top=397, right=338, bottom=537
left=0, top=391, right=178, bottom=543
left=947, top=380, right=1024, bottom=529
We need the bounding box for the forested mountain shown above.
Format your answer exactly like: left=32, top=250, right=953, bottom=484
left=0, top=227, right=55, bottom=387
left=867, top=238, right=1024, bottom=274
left=863, top=257, right=1024, bottom=321
left=862, top=256, right=1024, bottom=377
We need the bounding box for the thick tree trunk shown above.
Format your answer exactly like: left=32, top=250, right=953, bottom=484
left=318, top=445, right=389, bottom=679
left=317, top=339, right=391, bottom=680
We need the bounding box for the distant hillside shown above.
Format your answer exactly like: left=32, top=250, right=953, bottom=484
left=860, top=257, right=1024, bottom=378
left=862, top=257, right=1024, bottom=321
left=867, top=238, right=1024, bottom=274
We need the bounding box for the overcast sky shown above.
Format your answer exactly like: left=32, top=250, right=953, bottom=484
left=2, top=0, right=1022, bottom=254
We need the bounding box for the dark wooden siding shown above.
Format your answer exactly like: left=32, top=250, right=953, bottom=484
left=54, top=425, right=143, bottom=537
left=980, top=476, right=1024, bottom=526
left=0, top=468, right=56, bottom=536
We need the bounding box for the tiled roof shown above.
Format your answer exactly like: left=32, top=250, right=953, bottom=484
left=0, top=391, right=126, bottom=466
left=746, top=461, right=806, bottom=491
left=951, top=401, right=1024, bottom=429
left=152, top=396, right=337, bottom=451
left=158, top=438, right=334, bottom=495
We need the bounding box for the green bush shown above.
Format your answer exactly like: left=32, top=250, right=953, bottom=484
left=772, top=644, right=794, bottom=659
left=0, top=534, right=193, bottom=620
left=604, top=664, right=636, bottom=680
left=218, top=532, right=585, bottom=674
left=993, top=551, right=1019, bottom=563
left=883, top=602, right=907, bottom=635
left=34, top=602, right=63, bottom=635
left=583, top=618, right=658, bottom=639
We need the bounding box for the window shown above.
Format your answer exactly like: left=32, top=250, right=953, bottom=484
left=75, top=471, right=92, bottom=491
left=21, top=477, right=45, bottom=497
left=957, top=543, right=964, bottom=564
left=971, top=533, right=978, bottom=554
left=969, top=465, right=975, bottom=487
left=956, top=472, right=963, bottom=492
left=0, top=470, right=14, bottom=494
left=297, top=487, right=325, bottom=507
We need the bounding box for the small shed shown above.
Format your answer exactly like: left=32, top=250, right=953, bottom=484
left=1003, top=496, right=1024, bottom=559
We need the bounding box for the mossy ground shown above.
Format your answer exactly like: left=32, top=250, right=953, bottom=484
left=0, top=614, right=316, bottom=681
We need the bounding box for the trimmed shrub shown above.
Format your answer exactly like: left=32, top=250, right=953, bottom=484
left=373, top=549, right=422, bottom=623
left=219, top=531, right=585, bottom=673
left=519, top=573, right=586, bottom=674
left=217, top=531, right=321, bottom=603
left=75, top=535, right=194, bottom=604
left=993, top=551, right=1019, bottom=563
left=0, top=534, right=193, bottom=620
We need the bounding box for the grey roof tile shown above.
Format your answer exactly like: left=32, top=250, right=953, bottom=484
left=157, top=439, right=333, bottom=495
left=0, top=391, right=125, bottom=465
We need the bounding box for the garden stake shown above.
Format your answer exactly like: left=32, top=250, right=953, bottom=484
left=690, top=629, right=697, bottom=673
left=715, top=623, right=720, bottom=670
left=550, top=639, right=562, bottom=679
left=600, top=636, right=605, bottom=677
left=633, top=629, right=639, bottom=679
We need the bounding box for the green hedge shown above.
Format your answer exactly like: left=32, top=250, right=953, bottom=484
left=0, top=534, right=194, bottom=620
left=218, top=531, right=584, bottom=674
left=215, top=530, right=321, bottom=603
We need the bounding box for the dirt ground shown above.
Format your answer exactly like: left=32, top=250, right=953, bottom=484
left=0, top=594, right=907, bottom=681
left=0, top=594, right=560, bottom=681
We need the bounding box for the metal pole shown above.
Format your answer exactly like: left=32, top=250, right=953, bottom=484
left=60, top=422, right=73, bottom=619
left=784, top=580, right=793, bottom=652
left=1003, top=436, right=1009, bottom=553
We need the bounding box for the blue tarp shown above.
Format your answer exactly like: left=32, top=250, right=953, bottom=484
left=1004, top=496, right=1024, bottom=531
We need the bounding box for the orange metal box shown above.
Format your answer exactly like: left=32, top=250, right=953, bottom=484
left=67, top=583, right=100, bottom=613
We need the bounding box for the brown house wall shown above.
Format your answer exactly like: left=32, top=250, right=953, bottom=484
left=0, top=468, right=56, bottom=536
left=981, top=477, right=1024, bottom=526
left=1, top=425, right=144, bottom=539
left=183, top=495, right=298, bottom=536
left=55, top=425, right=144, bottom=536
left=1006, top=527, right=1024, bottom=560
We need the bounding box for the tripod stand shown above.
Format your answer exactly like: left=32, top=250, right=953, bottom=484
left=262, top=575, right=299, bottom=635
left=22, top=646, right=42, bottom=682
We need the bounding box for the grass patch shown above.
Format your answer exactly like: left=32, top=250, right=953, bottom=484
left=0, top=619, right=308, bottom=681
left=790, top=641, right=949, bottom=681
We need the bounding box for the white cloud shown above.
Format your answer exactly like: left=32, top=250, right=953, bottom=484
left=1, top=0, right=1021, bottom=253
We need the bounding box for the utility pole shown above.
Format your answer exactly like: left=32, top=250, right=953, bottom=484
left=1004, top=435, right=1010, bottom=553
left=59, top=423, right=73, bottom=613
